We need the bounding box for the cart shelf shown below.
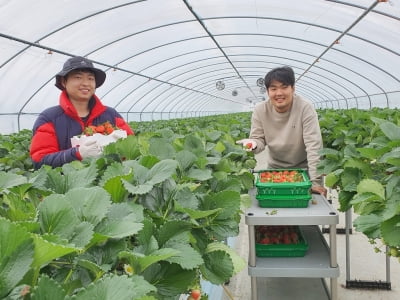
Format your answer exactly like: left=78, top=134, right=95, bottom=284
left=249, top=225, right=340, bottom=278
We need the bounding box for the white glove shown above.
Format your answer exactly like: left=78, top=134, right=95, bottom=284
left=78, top=139, right=102, bottom=159
left=236, top=139, right=257, bottom=151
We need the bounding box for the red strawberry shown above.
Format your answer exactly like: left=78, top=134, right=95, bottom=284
left=191, top=289, right=201, bottom=300
left=96, top=125, right=105, bottom=133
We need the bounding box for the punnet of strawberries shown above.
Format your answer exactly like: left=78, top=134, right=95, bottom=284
left=255, top=225, right=300, bottom=245
left=71, top=121, right=127, bottom=148
left=83, top=121, right=118, bottom=136
left=259, top=170, right=304, bottom=183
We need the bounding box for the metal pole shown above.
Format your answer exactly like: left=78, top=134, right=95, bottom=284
left=248, top=224, right=257, bottom=300
left=345, top=209, right=352, bottom=282
left=330, top=224, right=338, bottom=300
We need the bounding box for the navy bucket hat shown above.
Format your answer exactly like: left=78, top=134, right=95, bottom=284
left=55, top=56, right=106, bottom=90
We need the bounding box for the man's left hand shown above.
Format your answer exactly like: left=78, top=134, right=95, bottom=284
left=311, top=185, right=327, bottom=197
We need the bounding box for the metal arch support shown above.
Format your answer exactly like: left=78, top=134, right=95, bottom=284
left=147, top=61, right=359, bottom=115
left=1, top=0, right=398, bottom=127
left=105, top=29, right=393, bottom=113
left=183, top=0, right=259, bottom=101
left=8, top=27, right=393, bottom=121
left=104, top=44, right=387, bottom=112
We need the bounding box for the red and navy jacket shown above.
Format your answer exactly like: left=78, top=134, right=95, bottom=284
left=30, top=90, right=134, bottom=169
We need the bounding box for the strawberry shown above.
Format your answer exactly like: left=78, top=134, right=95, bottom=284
left=191, top=289, right=201, bottom=300
left=105, top=126, right=114, bottom=134
left=83, top=125, right=96, bottom=136
left=245, top=142, right=253, bottom=149
left=260, top=237, right=271, bottom=244
left=95, top=125, right=105, bottom=134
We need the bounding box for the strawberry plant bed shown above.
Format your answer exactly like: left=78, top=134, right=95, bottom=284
left=255, top=169, right=312, bottom=207
left=255, top=225, right=308, bottom=257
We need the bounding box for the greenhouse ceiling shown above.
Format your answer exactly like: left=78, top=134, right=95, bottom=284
left=0, top=0, right=399, bottom=134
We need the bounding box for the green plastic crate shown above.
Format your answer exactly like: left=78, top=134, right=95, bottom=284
left=255, top=226, right=308, bottom=257
left=255, top=169, right=312, bottom=207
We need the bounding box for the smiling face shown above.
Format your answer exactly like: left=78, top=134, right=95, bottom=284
left=61, top=69, right=96, bottom=103
left=267, top=79, right=295, bottom=113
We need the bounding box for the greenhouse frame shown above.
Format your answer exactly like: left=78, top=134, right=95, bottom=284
left=0, top=0, right=399, bottom=134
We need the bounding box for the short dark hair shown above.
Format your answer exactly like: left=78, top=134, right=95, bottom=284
left=264, top=66, right=295, bottom=89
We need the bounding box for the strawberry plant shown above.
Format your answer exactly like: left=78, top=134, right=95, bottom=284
left=2, top=109, right=399, bottom=299
left=317, top=108, right=400, bottom=258
left=0, top=113, right=255, bottom=299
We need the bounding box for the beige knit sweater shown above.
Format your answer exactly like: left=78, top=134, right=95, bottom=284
left=249, top=94, right=323, bottom=186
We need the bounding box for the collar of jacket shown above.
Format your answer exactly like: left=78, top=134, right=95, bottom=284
left=58, top=90, right=107, bottom=125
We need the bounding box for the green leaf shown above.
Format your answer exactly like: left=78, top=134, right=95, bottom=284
left=44, top=161, right=97, bottom=194
left=120, top=248, right=180, bottom=273
left=104, top=135, right=141, bottom=160
left=350, top=192, right=378, bottom=205
left=203, top=190, right=241, bottom=220
left=381, top=196, right=400, bottom=221
left=31, top=275, right=67, bottom=300
left=381, top=216, right=400, bottom=247
left=357, top=179, right=385, bottom=200
left=37, top=188, right=120, bottom=248
left=146, top=159, right=178, bottom=184
left=67, top=187, right=112, bottom=226
left=214, top=140, right=226, bottom=153
left=72, top=274, right=156, bottom=300
left=379, top=120, right=400, bottom=141
left=0, top=218, right=34, bottom=299
left=122, top=160, right=178, bottom=195
left=37, top=194, right=80, bottom=240
left=77, top=259, right=107, bottom=280
left=69, top=221, right=95, bottom=248
left=343, top=159, right=372, bottom=178
left=386, top=176, right=400, bottom=200
left=186, top=168, right=213, bottom=181
left=338, top=190, right=355, bottom=212
left=356, top=147, right=388, bottom=160
left=317, top=157, right=342, bottom=175
left=95, top=203, right=143, bottom=239
left=175, top=150, right=197, bottom=171
left=343, top=145, right=361, bottom=158
left=0, top=188, right=36, bottom=222
left=102, top=175, right=130, bottom=203
left=31, top=234, right=78, bottom=268
left=200, top=250, right=234, bottom=284
left=157, top=220, right=192, bottom=246
left=149, top=137, right=176, bottom=159
left=379, top=147, right=400, bottom=166
left=85, top=239, right=127, bottom=271
left=122, top=180, right=153, bottom=195
left=164, top=243, right=203, bottom=270
left=0, top=172, right=27, bottom=190
left=340, top=167, right=362, bottom=192
left=319, top=148, right=341, bottom=157
left=353, top=214, right=382, bottom=239
left=184, top=135, right=206, bottom=157
left=175, top=205, right=221, bottom=220
left=325, top=172, right=339, bottom=187
left=147, top=263, right=196, bottom=298
left=205, top=242, right=246, bottom=275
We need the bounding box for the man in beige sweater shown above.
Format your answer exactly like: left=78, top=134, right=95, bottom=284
left=237, top=66, right=327, bottom=196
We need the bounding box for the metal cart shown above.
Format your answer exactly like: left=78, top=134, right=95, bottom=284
left=245, top=189, right=340, bottom=300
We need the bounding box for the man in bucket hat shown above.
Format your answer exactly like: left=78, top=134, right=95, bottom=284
left=30, top=56, right=134, bottom=169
